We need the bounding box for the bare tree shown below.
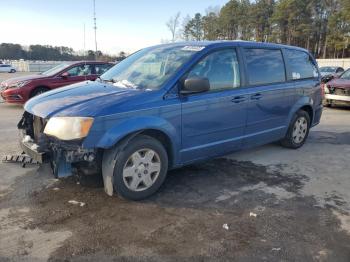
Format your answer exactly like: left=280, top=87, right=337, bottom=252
left=166, top=12, right=181, bottom=42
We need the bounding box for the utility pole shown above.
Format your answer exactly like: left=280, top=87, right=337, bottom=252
left=83, top=23, right=86, bottom=59
left=93, top=0, right=98, bottom=60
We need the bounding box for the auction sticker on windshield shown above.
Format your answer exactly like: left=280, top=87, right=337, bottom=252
left=181, top=46, right=205, bottom=52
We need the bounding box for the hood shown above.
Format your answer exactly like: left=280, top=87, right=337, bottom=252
left=24, top=81, right=152, bottom=118
left=1, top=74, right=47, bottom=86
left=328, top=78, right=350, bottom=89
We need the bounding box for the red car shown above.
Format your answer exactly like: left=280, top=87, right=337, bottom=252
left=324, top=68, right=350, bottom=107
left=0, top=61, right=113, bottom=104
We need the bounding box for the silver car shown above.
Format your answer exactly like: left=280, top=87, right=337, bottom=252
left=319, top=66, right=344, bottom=77
left=0, top=64, right=16, bottom=73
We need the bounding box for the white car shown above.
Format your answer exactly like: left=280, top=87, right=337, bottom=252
left=0, top=64, right=16, bottom=73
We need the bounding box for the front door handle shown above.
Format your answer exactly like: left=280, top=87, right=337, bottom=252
left=251, top=93, right=263, bottom=100
left=231, top=96, right=246, bottom=103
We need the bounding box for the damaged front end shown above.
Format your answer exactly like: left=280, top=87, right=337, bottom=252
left=17, top=112, right=101, bottom=178
left=324, top=85, right=350, bottom=106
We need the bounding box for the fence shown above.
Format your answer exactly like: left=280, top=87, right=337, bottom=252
left=2, top=60, right=65, bottom=72
left=3, top=58, right=350, bottom=72
left=316, top=59, right=350, bottom=69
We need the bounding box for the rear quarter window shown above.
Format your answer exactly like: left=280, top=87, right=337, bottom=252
left=244, top=48, right=286, bottom=85
left=285, top=49, right=318, bottom=80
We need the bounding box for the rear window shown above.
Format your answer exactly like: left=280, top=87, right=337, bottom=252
left=285, top=49, right=318, bottom=80
left=244, top=48, right=286, bottom=85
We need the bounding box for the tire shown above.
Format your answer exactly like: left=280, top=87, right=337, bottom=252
left=104, top=135, right=168, bottom=201
left=323, top=99, right=332, bottom=107
left=9, top=69, right=16, bottom=73
left=30, top=87, right=49, bottom=98
left=280, top=110, right=311, bottom=149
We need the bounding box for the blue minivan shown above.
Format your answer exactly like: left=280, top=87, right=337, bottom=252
left=19, top=41, right=323, bottom=200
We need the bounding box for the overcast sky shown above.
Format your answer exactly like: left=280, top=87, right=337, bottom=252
left=0, top=0, right=228, bottom=54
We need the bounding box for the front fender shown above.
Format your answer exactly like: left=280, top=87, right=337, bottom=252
left=85, top=116, right=180, bottom=164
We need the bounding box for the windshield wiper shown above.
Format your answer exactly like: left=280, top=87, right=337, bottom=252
left=97, top=77, right=115, bottom=83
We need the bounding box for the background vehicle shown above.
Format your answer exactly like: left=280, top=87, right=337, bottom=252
left=324, top=68, right=350, bottom=106
left=0, top=64, right=16, bottom=73
left=0, top=61, right=113, bottom=104
left=18, top=41, right=322, bottom=200
left=319, top=66, right=344, bottom=77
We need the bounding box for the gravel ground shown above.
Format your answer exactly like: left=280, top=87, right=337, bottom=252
left=0, top=73, right=350, bottom=261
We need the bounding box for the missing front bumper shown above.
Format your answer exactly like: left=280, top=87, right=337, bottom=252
left=18, top=111, right=100, bottom=178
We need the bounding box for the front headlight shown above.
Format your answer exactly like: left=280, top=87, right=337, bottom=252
left=324, top=84, right=330, bottom=94
left=10, top=80, right=30, bottom=89
left=44, top=117, right=94, bottom=141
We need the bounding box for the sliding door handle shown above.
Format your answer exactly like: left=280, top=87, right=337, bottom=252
left=251, top=93, right=263, bottom=100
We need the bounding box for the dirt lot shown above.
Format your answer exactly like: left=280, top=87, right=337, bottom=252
left=0, top=73, right=350, bottom=261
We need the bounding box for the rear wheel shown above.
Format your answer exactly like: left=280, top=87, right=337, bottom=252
left=281, top=110, right=310, bottom=149
left=104, top=135, right=168, bottom=200
left=9, top=69, right=16, bottom=73
left=30, top=87, right=49, bottom=98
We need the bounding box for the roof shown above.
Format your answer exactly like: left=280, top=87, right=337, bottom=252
left=72, top=61, right=113, bottom=64
left=157, top=40, right=308, bottom=53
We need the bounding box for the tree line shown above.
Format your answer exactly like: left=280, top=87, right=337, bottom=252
left=0, top=43, right=126, bottom=62
left=168, top=0, right=350, bottom=58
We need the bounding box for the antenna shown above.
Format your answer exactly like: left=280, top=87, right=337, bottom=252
left=93, top=0, right=98, bottom=61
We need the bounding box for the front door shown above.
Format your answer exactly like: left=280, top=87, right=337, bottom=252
left=180, top=48, right=247, bottom=163
left=51, top=64, right=94, bottom=89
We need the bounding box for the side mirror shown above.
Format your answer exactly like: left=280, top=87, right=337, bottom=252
left=61, top=72, right=70, bottom=78
left=321, top=74, right=335, bottom=83
left=181, top=77, right=210, bottom=94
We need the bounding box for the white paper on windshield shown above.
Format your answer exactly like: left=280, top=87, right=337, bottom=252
left=181, top=46, right=205, bottom=52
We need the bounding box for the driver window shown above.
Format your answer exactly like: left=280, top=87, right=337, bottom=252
left=187, top=49, right=240, bottom=91
left=66, top=64, right=92, bottom=76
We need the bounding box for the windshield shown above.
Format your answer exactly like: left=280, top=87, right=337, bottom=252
left=100, top=45, right=204, bottom=90
left=41, top=63, right=71, bottom=76
left=320, top=67, right=336, bottom=73
left=340, top=69, right=350, bottom=80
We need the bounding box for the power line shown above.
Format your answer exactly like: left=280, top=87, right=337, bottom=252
left=83, top=23, right=86, bottom=57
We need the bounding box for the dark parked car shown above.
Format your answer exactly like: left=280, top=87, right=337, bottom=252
left=324, top=68, right=350, bottom=106
left=0, top=61, right=113, bottom=104
left=319, top=66, right=344, bottom=77
left=18, top=41, right=322, bottom=200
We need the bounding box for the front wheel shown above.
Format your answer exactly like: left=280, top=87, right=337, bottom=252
left=281, top=110, right=310, bottom=149
left=106, top=135, right=168, bottom=200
